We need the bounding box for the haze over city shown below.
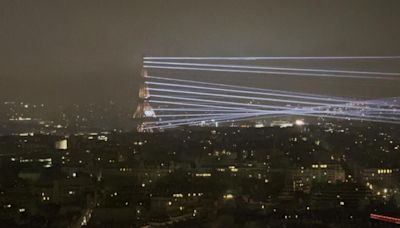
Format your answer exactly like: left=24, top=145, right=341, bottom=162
left=1, top=1, right=400, bottom=227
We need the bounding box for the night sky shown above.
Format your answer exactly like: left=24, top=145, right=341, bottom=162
left=1, top=0, right=400, bottom=108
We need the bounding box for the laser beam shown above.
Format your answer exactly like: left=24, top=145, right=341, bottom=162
left=144, top=65, right=396, bottom=80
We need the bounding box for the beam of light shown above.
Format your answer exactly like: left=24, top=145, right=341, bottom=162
left=148, top=99, right=400, bottom=124
left=149, top=100, right=292, bottom=116
left=145, top=112, right=283, bottom=127
left=143, top=56, right=400, bottom=60
left=303, top=113, right=400, bottom=123
left=150, top=100, right=292, bottom=116
left=153, top=108, right=400, bottom=117
left=153, top=108, right=280, bottom=113
left=155, top=113, right=265, bottom=117
left=150, top=100, right=267, bottom=111
left=317, top=111, right=400, bottom=121
left=150, top=108, right=400, bottom=123
left=150, top=110, right=395, bottom=125
left=144, top=61, right=400, bottom=76
left=146, top=102, right=400, bottom=125
left=361, top=97, right=400, bottom=109
left=147, top=108, right=317, bottom=125
left=144, top=65, right=397, bottom=80
left=149, top=96, right=400, bottom=121
left=146, top=76, right=400, bottom=111
left=148, top=87, right=340, bottom=106
left=150, top=89, right=400, bottom=113
left=149, top=88, right=399, bottom=113
left=145, top=112, right=267, bottom=125
left=140, top=102, right=400, bottom=130
left=144, top=113, right=287, bottom=130
left=144, top=112, right=400, bottom=129
left=147, top=76, right=355, bottom=101
left=146, top=114, right=400, bottom=130
left=137, top=61, right=400, bottom=129
left=150, top=94, right=294, bottom=110
left=153, top=110, right=315, bottom=120
left=146, top=81, right=350, bottom=103
left=308, top=102, right=399, bottom=113
left=153, top=108, right=258, bottom=112
left=143, top=110, right=400, bottom=130
left=361, top=110, right=400, bottom=115
left=148, top=109, right=400, bottom=128
left=151, top=114, right=279, bottom=126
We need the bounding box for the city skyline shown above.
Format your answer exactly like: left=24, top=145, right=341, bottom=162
left=1, top=1, right=400, bottom=227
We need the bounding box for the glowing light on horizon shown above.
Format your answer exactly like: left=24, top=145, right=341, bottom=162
left=295, top=119, right=305, bottom=126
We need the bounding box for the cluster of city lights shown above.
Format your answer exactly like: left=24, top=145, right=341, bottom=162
left=134, top=56, right=400, bottom=131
